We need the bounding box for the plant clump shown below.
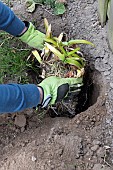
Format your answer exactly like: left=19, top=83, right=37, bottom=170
left=32, top=18, right=94, bottom=79
left=31, top=18, right=94, bottom=117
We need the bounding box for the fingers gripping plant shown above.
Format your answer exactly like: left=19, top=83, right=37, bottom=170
left=32, top=18, right=94, bottom=116
left=32, top=18, right=94, bottom=79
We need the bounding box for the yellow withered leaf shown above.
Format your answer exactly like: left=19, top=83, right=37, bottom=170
left=32, top=50, right=42, bottom=64
left=57, top=32, right=64, bottom=42
left=76, top=68, right=85, bottom=77
left=44, top=18, right=49, bottom=31
left=44, top=46, right=50, bottom=54
left=46, top=24, right=52, bottom=38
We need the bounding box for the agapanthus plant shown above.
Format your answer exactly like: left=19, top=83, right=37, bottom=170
left=32, top=18, right=94, bottom=79
left=30, top=18, right=94, bottom=117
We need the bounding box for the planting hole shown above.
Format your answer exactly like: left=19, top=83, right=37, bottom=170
left=27, top=60, right=101, bottom=118
left=75, top=67, right=101, bottom=114
left=47, top=67, right=101, bottom=118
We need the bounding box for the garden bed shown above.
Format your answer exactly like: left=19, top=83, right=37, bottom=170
left=0, top=0, right=112, bottom=169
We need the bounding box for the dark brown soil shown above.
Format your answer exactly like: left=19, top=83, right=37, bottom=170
left=0, top=0, right=112, bottom=169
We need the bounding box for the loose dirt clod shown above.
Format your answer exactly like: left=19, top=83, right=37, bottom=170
left=14, top=115, right=26, bottom=127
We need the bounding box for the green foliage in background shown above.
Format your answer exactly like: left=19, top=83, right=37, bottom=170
left=26, top=0, right=66, bottom=15
left=108, top=0, right=113, bottom=52
left=98, top=0, right=109, bottom=27
left=98, top=0, right=113, bottom=52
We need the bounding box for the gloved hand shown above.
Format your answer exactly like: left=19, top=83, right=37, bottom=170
left=19, top=21, right=45, bottom=50
left=38, top=76, right=83, bottom=108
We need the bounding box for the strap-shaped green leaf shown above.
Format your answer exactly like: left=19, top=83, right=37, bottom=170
left=45, top=42, right=65, bottom=61
left=45, top=38, right=57, bottom=46
left=71, top=53, right=85, bottom=66
left=64, top=57, right=83, bottom=69
left=67, top=48, right=81, bottom=56
left=68, top=40, right=94, bottom=46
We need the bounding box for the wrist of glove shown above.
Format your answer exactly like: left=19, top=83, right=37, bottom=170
left=18, top=21, right=45, bottom=50
left=38, top=76, right=83, bottom=108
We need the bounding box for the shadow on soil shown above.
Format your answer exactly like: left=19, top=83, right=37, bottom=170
left=75, top=67, right=101, bottom=114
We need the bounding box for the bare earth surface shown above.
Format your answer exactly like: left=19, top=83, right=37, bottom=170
left=0, top=0, right=113, bottom=169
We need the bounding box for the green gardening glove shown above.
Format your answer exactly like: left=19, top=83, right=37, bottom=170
left=19, top=21, right=45, bottom=50
left=38, top=76, right=83, bottom=108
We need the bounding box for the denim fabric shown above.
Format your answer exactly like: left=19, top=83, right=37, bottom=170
left=0, top=1, right=40, bottom=113
left=0, top=1, right=25, bottom=36
left=0, top=84, right=40, bottom=113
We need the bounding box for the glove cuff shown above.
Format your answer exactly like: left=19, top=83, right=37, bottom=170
left=17, top=21, right=30, bottom=37
left=38, top=86, right=52, bottom=108
left=18, top=21, right=34, bottom=42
